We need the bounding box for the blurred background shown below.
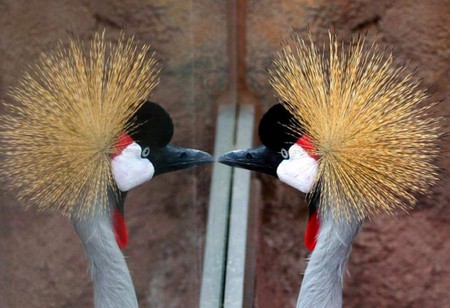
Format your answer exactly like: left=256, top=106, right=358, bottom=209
left=0, top=0, right=449, bottom=307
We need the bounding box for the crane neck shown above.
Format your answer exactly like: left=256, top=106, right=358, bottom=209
left=71, top=195, right=138, bottom=308
left=297, top=208, right=362, bottom=308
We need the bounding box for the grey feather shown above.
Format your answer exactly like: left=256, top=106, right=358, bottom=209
left=297, top=209, right=362, bottom=308
left=71, top=195, right=138, bottom=308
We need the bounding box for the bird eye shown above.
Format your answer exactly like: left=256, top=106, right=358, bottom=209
left=281, top=148, right=289, bottom=159
left=141, top=146, right=150, bottom=158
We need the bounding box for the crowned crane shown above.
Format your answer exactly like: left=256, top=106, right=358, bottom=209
left=0, top=33, right=212, bottom=307
left=220, top=33, right=441, bottom=307
left=72, top=101, right=212, bottom=308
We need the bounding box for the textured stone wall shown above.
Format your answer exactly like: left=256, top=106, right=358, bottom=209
left=246, top=1, right=450, bottom=307
left=1, top=0, right=449, bottom=307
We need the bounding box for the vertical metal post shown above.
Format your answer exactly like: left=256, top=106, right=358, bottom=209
left=200, top=104, right=236, bottom=308
left=223, top=105, right=254, bottom=307
left=200, top=0, right=258, bottom=307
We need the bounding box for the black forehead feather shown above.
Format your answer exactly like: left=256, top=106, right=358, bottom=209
left=128, top=101, right=174, bottom=147
left=258, top=103, right=301, bottom=151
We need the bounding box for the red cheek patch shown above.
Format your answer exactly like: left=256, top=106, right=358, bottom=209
left=112, top=133, right=134, bottom=159
left=296, top=135, right=318, bottom=160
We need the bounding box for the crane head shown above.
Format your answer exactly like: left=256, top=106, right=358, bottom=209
left=110, top=101, right=213, bottom=248
left=219, top=103, right=320, bottom=250
left=111, top=101, right=213, bottom=192
left=219, top=103, right=318, bottom=194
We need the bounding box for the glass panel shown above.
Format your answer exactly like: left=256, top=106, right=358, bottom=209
left=0, top=1, right=224, bottom=307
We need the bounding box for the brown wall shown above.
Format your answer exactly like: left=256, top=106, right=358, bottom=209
left=1, top=0, right=449, bottom=307
left=246, top=1, right=450, bottom=307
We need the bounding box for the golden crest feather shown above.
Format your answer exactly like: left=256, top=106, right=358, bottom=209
left=0, top=32, right=160, bottom=218
left=269, top=32, right=441, bottom=221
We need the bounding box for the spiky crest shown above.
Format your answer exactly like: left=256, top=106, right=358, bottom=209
left=269, top=32, right=441, bottom=221
left=0, top=31, right=160, bottom=218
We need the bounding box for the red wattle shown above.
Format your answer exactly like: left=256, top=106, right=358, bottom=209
left=304, top=211, right=320, bottom=251
left=113, top=208, right=128, bottom=249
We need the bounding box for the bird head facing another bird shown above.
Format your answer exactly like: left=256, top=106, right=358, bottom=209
left=111, top=101, right=212, bottom=192
left=109, top=101, right=212, bottom=248
left=219, top=103, right=321, bottom=250
left=219, top=103, right=319, bottom=194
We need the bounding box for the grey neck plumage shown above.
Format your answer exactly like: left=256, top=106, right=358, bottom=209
left=297, top=208, right=362, bottom=308
left=71, top=196, right=138, bottom=308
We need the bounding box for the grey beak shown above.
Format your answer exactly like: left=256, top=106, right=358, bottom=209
left=218, top=145, right=282, bottom=178
left=150, top=145, right=213, bottom=176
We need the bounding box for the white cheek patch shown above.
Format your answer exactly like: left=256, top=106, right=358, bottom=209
left=277, top=143, right=318, bottom=193
left=111, top=142, right=155, bottom=192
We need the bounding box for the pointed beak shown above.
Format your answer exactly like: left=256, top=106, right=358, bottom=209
left=150, top=145, right=213, bottom=176
left=218, top=145, right=283, bottom=178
